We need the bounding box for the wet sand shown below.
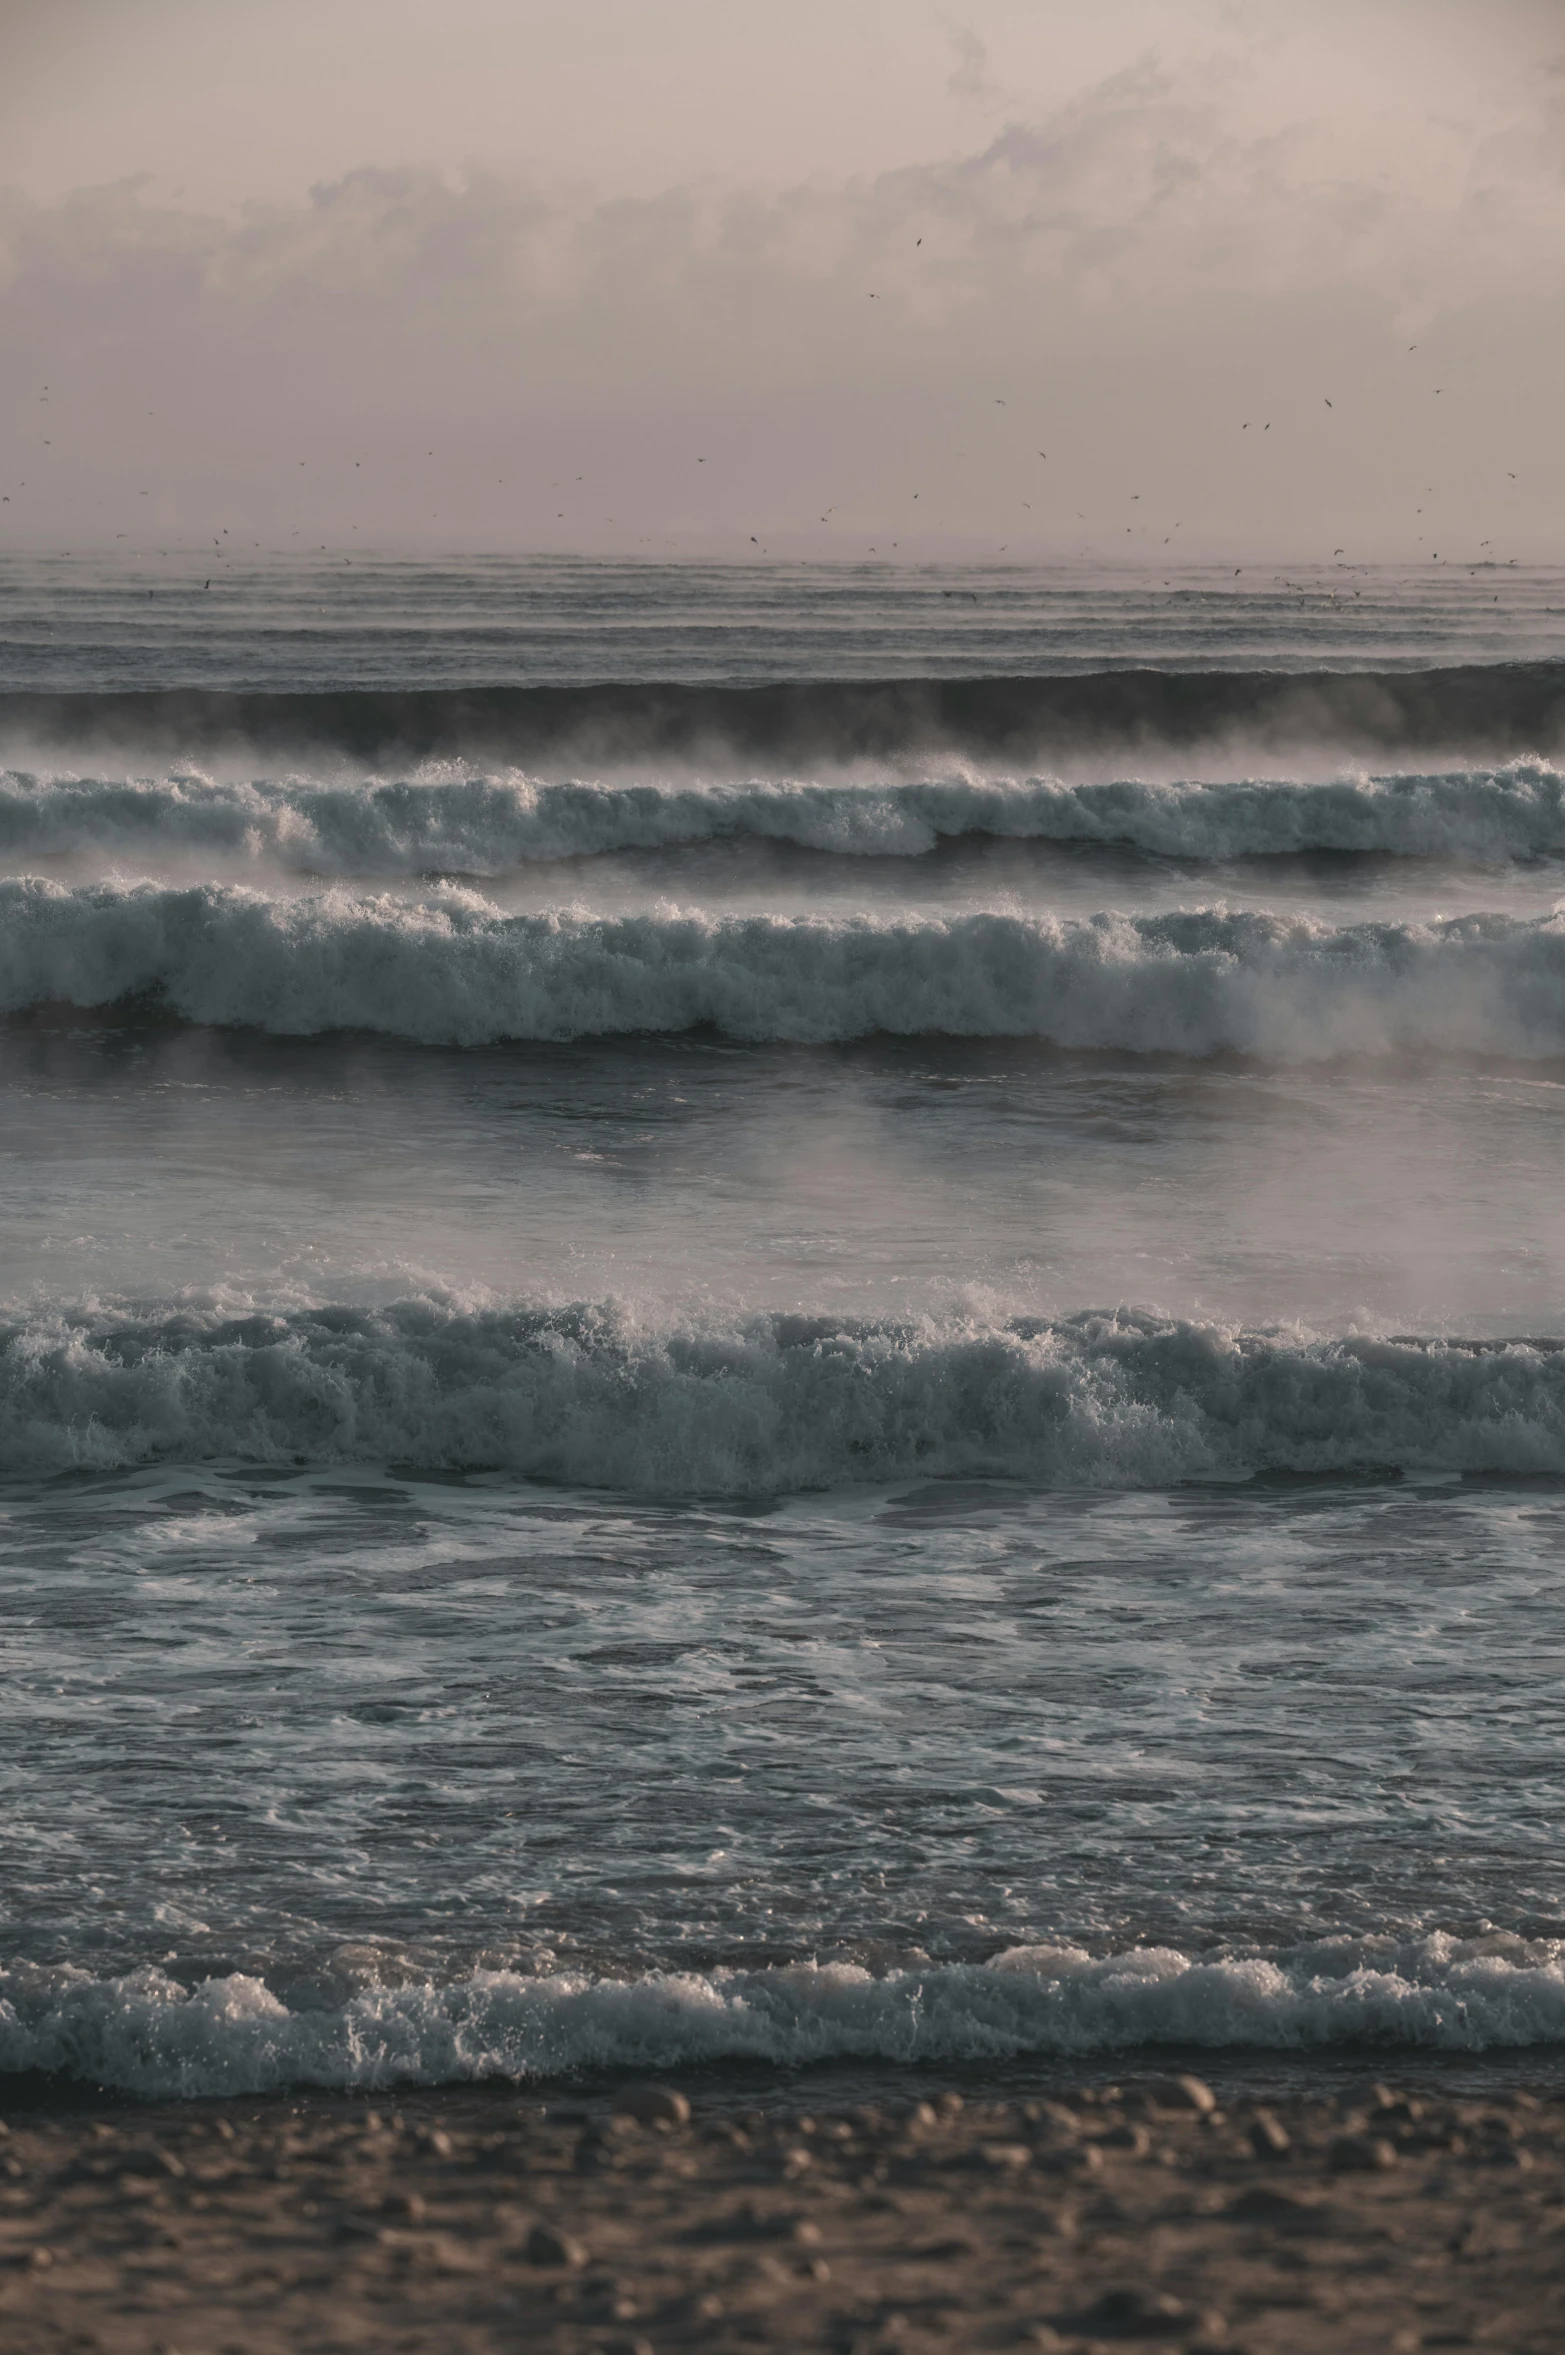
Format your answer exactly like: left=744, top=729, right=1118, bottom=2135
left=0, top=2076, right=1559, bottom=2353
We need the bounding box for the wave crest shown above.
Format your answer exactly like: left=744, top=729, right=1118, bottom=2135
left=4, top=1301, right=1564, bottom=1491
left=3, top=878, right=1565, bottom=1054
left=4, top=663, right=1565, bottom=764
left=6, top=1933, right=1564, bottom=2097
left=6, top=762, right=1565, bottom=871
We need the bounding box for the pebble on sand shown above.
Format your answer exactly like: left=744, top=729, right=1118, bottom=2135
left=1148, top=2075, right=1218, bottom=2115
left=1101, top=2123, right=1153, bottom=2156
left=1327, top=2134, right=1399, bottom=2172
left=1070, top=2285, right=1196, bottom=2335
left=614, top=2084, right=692, bottom=2129
left=526, top=2224, right=590, bottom=2268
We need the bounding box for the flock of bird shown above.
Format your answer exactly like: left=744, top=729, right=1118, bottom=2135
left=0, top=282, right=1539, bottom=578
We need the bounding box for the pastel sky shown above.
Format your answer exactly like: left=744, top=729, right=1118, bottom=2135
left=2, top=0, right=1562, bottom=558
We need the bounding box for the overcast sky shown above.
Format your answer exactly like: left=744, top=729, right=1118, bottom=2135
left=1, top=0, right=1562, bottom=559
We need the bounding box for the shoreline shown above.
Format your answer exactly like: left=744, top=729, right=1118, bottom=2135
left=2, top=2073, right=1560, bottom=2352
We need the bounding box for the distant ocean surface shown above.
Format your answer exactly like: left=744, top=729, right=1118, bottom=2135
left=3, top=554, right=1565, bottom=2102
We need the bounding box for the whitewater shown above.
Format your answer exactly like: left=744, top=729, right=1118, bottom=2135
left=7, top=878, right=1565, bottom=1056
left=8, top=758, right=1565, bottom=869
left=6, top=1303, right=1565, bottom=1489
left=10, top=1937, right=1565, bottom=2103
left=3, top=555, right=1565, bottom=2103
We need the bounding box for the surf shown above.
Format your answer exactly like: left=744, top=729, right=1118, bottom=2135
left=4, top=1300, right=1564, bottom=1491
left=6, top=759, right=1565, bottom=872
left=8, top=1931, right=1565, bottom=2098
left=4, top=877, right=1565, bottom=1055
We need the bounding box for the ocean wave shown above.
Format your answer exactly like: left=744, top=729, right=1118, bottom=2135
left=3, top=1301, right=1563, bottom=1490
left=3, top=877, right=1565, bottom=1054
left=7, top=762, right=1565, bottom=871
left=3, top=661, right=1564, bottom=765
left=5, top=1933, right=1564, bottom=2097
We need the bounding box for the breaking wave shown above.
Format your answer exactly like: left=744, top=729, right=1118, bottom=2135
left=7, top=760, right=1565, bottom=871
left=4, top=661, right=1565, bottom=762
left=3, top=1301, right=1564, bottom=1491
left=4, top=877, right=1565, bottom=1054
left=6, top=1933, right=1565, bottom=2097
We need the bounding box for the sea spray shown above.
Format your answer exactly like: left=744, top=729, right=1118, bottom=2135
left=6, top=761, right=1565, bottom=871
left=3, top=878, right=1565, bottom=1055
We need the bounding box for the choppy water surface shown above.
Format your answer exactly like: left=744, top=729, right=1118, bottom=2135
left=1, top=556, right=1563, bottom=2097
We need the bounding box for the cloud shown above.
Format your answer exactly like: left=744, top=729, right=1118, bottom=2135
left=1, top=44, right=1562, bottom=557
left=944, top=21, right=1001, bottom=108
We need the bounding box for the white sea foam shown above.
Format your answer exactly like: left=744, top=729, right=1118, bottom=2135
left=5, top=1934, right=1564, bottom=2097
left=5, top=761, right=1565, bottom=871
left=3, top=1302, right=1562, bottom=1490
left=3, top=877, right=1565, bottom=1054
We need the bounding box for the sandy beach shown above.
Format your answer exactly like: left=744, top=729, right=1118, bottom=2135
left=1, top=2074, right=1559, bottom=2353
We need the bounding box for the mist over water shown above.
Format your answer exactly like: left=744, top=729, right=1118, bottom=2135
left=3, top=557, right=1565, bottom=2098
